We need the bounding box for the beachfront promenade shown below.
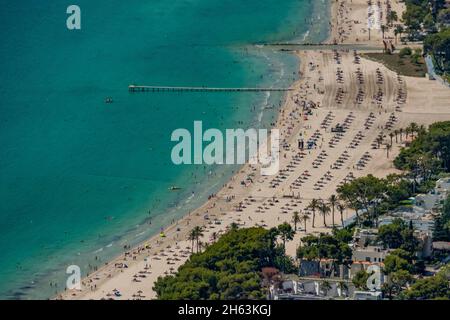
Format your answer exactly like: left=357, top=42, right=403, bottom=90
left=128, top=85, right=293, bottom=92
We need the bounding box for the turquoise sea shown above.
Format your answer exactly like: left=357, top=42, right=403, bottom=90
left=0, top=0, right=329, bottom=299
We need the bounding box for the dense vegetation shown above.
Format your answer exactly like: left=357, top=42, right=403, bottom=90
left=399, top=265, right=450, bottom=299
left=296, top=228, right=353, bottom=264
left=378, top=218, right=419, bottom=252
left=375, top=218, right=425, bottom=299
left=424, top=27, right=450, bottom=80
left=379, top=226, right=428, bottom=298
left=395, top=121, right=450, bottom=169
left=434, top=195, right=450, bottom=241
left=337, top=173, right=414, bottom=227
left=401, top=0, right=450, bottom=79
left=394, top=121, right=450, bottom=187
left=402, top=0, right=447, bottom=38
left=153, top=226, right=293, bottom=300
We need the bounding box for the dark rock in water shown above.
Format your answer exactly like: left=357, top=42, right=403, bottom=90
left=20, top=285, right=34, bottom=290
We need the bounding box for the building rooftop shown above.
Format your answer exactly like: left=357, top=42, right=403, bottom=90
left=432, top=241, right=450, bottom=251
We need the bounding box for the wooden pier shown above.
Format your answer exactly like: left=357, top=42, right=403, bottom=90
left=128, top=85, right=293, bottom=93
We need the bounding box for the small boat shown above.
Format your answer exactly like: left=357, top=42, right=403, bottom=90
left=105, top=97, right=113, bottom=104
left=168, top=186, right=181, bottom=191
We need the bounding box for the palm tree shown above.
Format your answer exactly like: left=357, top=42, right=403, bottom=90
left=394, top=129, right=399, bottom=143
left=389, top=132, right=394, bottom=145
left=301, top=213, right=310, bottom=232
left=229, top=222, right=239, bottom=231
left=337, top=203, right=346, bottom=227
left=388, top=11, right=398, bottom=26
left=292, top=211, right=301, bottom=232
left=386, top=143, right=392, bottom=158
left=418, top=124, right=426, bottom=136
left=381, top=25, right=387, bottom=39
left=376, top=136, right=383, bottom=149
left=399, top=128, right=404, bottom=141
left=319, top=201, right=331, bottom=227
left=405, top=127, right=410, bottom=139
left=395, top=25, right=404, bottom=44
left=198, top=241, right=205, bottom=252
left=188, top=229, right=196, bottom=253
left=211, top=231, right=218, bottom=243
left=191, top=226, right=204, bottom=253
left=409, top=122, right=419, bottom=138
left=277, top=223, right=295, bottom=254
left=307, top=199, right=320, bottom=228
left=329, top=195, right=338, bottom=227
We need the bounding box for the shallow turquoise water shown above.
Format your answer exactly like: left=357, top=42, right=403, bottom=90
left=0, top=0, right=329, bottom=299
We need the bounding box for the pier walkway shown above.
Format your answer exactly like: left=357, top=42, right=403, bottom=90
left=128, top=85, right=293, bottom=93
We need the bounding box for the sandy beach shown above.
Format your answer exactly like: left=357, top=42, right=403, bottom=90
left=60, top=0, right=450, bottom=300
left=329, top=0, right=406, bottom=45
